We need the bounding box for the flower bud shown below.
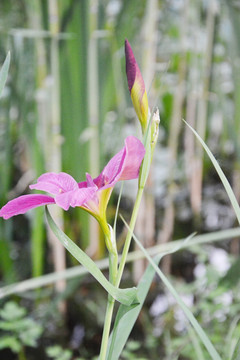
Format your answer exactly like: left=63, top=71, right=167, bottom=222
left=125, top=39, right=149, bottom=134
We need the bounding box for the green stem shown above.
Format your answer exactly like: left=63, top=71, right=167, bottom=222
left=99, top=139, right=149, bottom=358
left=99, top=291, right=115, bottom=360
left=116, top=186, right=144, bottom=287
left=18, top=347, right=27, bottom=360
left=99, top=187, right=144, bottom=359
left=99, top=230, right=118, bottom=360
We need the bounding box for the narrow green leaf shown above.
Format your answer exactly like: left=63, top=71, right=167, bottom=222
left=187, top=325, right=206, bottom=360
left=231, top=337, right=240, bottom=360
left=45, top=207, right=138, bottom=306
left=183, top=119, right=240, bottom=225
left=225, top=315, right=240, bottom=360
left=123, top=218, right=222, bottom=360
left=107, top=218, right=194, bottom=360
left=1, top=227, right=240, bottom=299
left=106, top=254, right=161, bottom=360
left=0, top=52, right=10, bottom=98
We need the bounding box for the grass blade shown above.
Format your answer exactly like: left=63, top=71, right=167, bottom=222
left=183, top=119, right=240, bottom=225
left=0, top=52, right=10, bottom=98
left=231, top=337, right=240, bottom=360
left=45, top=206, right=138, bottom=306
left=107, top=217, right=195, bottom=360
left=107, top=254, right=161, bottom=360
left=121, top=217, right=222, bottom=360
left=1, top=227, right=240, bottom=299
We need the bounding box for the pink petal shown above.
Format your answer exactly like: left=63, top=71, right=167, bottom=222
left=86, top=173, right=98, bottom=188
left=30, top=172, right=78, bottom=195
left=78, top=180, right=87, bottom=189
left=0, top=195, right=55, bottom=219
left=55, top=187, right=97, bottom=211
left=117, top=136, right=145, bottom=181
left=95, top=136, right=145, bottom=190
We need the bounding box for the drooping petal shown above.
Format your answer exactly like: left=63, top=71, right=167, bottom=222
left=95, top=136, right=145, bottom=190
left=125, top=39, right=149, bottom=134
left=55, top=187, right=97, bottom=211
left=29, top=172, right=78, bottom=195
left=0, top=195, right=55, bottom=219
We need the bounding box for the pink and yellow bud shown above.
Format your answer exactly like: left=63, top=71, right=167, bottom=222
left=125, top=39, right=149, bottom=134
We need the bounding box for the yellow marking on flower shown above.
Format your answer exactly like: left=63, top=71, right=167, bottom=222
left=131, top=84, right=149, bottom=134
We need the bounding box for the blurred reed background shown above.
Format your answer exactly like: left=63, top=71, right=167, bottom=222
left=0, top=0, right=239, bottom=288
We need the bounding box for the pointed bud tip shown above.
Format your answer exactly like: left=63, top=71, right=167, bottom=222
left=125, top=39, right=137, bottom=92
left=124, top=39, right=149, bottom=134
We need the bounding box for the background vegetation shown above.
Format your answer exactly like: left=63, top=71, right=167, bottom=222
left=0, top=0, right=240, bottom=359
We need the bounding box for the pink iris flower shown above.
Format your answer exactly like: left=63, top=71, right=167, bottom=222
left=0, top=136, right=145, bottom=224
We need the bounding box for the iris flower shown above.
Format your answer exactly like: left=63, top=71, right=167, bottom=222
left=125, top=39, right=149, bottom=134
left=0, top=136, right=145, bottom=240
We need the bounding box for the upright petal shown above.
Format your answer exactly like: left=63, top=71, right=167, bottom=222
left=30, top=172, right=78, bottom=195
left=96, top=136, right=145, bottom=190
left=0, top=195, right=55, bottom=219
left=125, top=39, right=149, bottom=134
left=94, top=148, right=125, bottom=187
left=116, top=136, right=146, bottom=181
left=85, top=173, right=98, bottom=189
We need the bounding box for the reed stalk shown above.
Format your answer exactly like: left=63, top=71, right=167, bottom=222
left=158, top=0, right=188, bottom=273
left=133, top=0, right=158, bottom=282
left=47, top=0, right=66, bottom=300
left=87, top=0, right=101, bottom=258
left=25, top=0, right=47, bottom=278
left=194, top=0, right=218, bottom=217
left=225, top=0, right=240, bottom=254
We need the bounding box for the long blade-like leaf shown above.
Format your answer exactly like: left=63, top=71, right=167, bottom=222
left=1, top=227, right=240, bottom=299
left=45, top=207, right=138, bottom=306
left=122, top=218, right=222, bottom=360
left=0, top=52, right=10, bottom=98
left=183, top=119, right=240, bottom=225
left=107, top=254, right=161, bottom=360
left=107, top=218, right=194, bottom=360
left=231, top=337, right=240, bottom=360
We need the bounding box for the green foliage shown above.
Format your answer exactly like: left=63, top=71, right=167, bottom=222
left=0, top=52, right=10, bottom=98
left=163, top=249, right=240, bottom=360
left=121, top=340, right=149, bottom=360
left=46, top=344, right=88, bottom=360
left=46, top=206, right=138, bottom=307
left=46, top=345, right=72, bottom=360
left=0, top=301, right=43, bottom=354
left=1, top=1, right=240, bottom=359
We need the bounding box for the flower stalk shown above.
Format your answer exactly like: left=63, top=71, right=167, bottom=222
left=98, top=40, right=159, bottom=359
left=99, top=226, right=118, bottom=360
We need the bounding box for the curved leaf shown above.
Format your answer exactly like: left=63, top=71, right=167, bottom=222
left=45, top=206, right=138, bottom=306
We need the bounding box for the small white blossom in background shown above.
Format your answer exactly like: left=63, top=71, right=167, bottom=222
left=150, top=294, right=169, bottom=317
left=209, top=248, right=230, bottom=275
left=194, top=263, right=207, bottom=279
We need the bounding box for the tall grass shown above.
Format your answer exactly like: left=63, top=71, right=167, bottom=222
left=0, top=3, right=240, bottom=358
